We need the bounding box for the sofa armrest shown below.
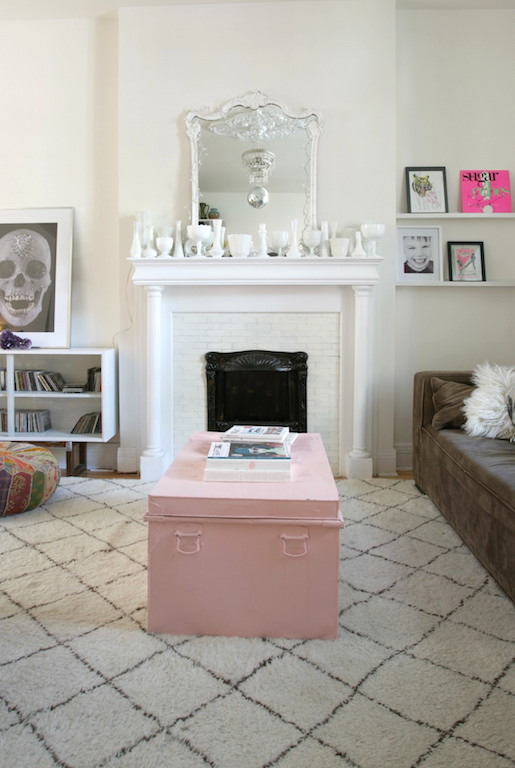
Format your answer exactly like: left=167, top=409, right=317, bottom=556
left=413, top=371, right=473, bottom=429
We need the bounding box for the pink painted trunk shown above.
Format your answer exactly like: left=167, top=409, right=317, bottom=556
left=145, top=432, right=343, bottom=639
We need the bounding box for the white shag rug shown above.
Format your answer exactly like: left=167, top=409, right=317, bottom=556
left=0, top=476, right=514, bottom=768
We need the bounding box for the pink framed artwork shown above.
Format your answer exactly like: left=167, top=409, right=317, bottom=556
left=448, top=241, right=486, bottom=282
left=460, top=170, right=512, bottom=213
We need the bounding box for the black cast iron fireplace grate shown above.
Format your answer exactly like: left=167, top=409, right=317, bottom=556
left=205, top=349, right=308, bottom=433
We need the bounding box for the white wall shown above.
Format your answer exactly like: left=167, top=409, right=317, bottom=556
left=395, top=9, right=515, bottom=467
left=0, top=18, right=119, bottom=347
left=118, top=0, right=398, bottom=475
left=0, top=16, right=120, bottom=468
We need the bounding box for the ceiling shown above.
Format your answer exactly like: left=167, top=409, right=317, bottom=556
left=0, top=0, right=515, bottom=21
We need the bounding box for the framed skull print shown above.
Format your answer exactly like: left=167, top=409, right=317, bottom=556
left=0, top=208, right=73, bottom=347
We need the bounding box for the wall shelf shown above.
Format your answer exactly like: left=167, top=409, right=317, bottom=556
left=397, top=213, right=515, bottom=220
left=397, top=281, right=515, bottom=288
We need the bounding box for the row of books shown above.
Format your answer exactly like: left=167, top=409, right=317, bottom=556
left=0, top=367, right=102, bottom=393
left=0, top=409, right=51, bottom=432
left=204, top=425, right=296, bottom=483
left=0, top=409, right=102, bottom=434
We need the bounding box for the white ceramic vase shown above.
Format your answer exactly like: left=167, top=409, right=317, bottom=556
left=172, top=221, right=185, bottom=258
left=319, top=221, right=330, bottom=258
left=286, top=220, right=302, bottom=258
left=208, top=219, right=224, bottom=258
left=351, top=230, right=367, bottom=257
left=130, top=221, right=142, bottom=259
left=143, top=226, right=157, bottom=258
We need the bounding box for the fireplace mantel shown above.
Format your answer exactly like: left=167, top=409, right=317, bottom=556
left=129, top=256, right=383, bottom=481
left=129, top=255, right=382, bottom=287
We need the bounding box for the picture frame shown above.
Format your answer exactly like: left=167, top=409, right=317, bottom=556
left=405, top=166, right=448, bottom=214
left=0, top=207, right=73, bottom=347
left=447, top=241, right=486, bottom=282
left=397, top=225, right=442, bottom=283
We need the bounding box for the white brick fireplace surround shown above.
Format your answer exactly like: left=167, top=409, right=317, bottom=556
left=129, top=256, right=383, bottom=482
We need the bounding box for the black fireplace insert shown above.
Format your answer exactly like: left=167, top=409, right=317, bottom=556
left=205, top=349, right=307, bottom=433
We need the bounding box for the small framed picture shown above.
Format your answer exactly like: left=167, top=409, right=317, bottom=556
left=405, top=166, right=448, bottom=214
left=397, top=226, right=442, bottom=282
left=447, top=241, right=486, bottom=282
left=0, top=207, right=73, bottom=347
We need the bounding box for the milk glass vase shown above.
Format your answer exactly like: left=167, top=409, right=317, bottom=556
left=208, top=219, right=224, bottom=258
left=351, top=230, right=366, bottom=257
left=172, top=221, right=185, bottom=258
left=319, top=221, right=330, bottom=258
left=286, top=219, right=302, bottom=258
left=130, top=221, right=142, bottom=259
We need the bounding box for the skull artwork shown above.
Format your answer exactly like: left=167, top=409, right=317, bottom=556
left=0, top=229, right=52, bottom=327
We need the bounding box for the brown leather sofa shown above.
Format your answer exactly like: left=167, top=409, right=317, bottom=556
left=413, top=371, right=515, bottom=602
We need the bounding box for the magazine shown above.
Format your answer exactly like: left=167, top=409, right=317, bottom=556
left=460, top=170, right=512, bottom=213
left=221, top=425, right=289, bottom=443
left=205, top=440, right=291, bottom=482
left=207, top=441, right=291, bottom=465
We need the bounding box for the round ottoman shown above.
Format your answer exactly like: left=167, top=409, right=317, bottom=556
left=0, top=442, right=60, bottom=516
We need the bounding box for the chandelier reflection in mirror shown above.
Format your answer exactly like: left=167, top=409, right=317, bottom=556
left=185, top=92, right=323, bottom=232
left=241, top=148, right=275, bottom=209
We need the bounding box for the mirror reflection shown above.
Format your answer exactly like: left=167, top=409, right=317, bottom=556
left=186, top=92, right=322, bottom=236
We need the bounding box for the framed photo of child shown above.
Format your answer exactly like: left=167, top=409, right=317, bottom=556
left=397, top=226, right=442, bottom=283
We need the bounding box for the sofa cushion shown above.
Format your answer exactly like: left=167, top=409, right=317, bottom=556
left=463, top=362, right=515, bottom=440
left=431, top=377, right=474, bottom=430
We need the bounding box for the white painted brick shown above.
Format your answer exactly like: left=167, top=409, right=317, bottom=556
left=172, top=312, right=340, bottom=471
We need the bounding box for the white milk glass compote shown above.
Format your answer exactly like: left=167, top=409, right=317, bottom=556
left=271, top=230, right=289, bottom=257
left=360, top=223, right=385, bottom=256
left=190, top=224, right=212, bottom=257
left=155, top=236, right=174, bottom=259
left=303, top=228, right=322, bottom=257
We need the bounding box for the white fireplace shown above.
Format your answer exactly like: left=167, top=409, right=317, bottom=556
left=129, top=256, right=383, bottom=482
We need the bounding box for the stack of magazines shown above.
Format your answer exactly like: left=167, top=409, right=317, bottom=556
left=204, top=425, right=297, bottom=482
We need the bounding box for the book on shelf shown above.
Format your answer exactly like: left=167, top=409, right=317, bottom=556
left=71, top=411, right=102, bottom=434
left=0, top=408, right=51, bottom=432
left=460, top=170, right=512, bottom=213
left=221, top=425, right=290, bottom=444
left=4, top=369, right=68, bottom=392
left=87, top=367, right=102, bottom=392
left=204, top=440, right=291, bottom=482
left=62, top=384, right=87, bottom=393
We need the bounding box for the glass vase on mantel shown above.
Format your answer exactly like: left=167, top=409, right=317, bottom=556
left=208, top=218, right=224, bottom=258
left=351, top=230, right=367, bottom=257
left=172, top=221, right=185, bottom=258
left=286, top=219, right=302, bottom=258
left=319, top=221, right=330, bottom=258
left=130, top=221, right=142, bottom=259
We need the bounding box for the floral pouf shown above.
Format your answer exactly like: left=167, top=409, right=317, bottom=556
left=0, top=442, right=60, bottom=516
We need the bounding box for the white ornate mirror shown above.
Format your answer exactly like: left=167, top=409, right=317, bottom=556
left=185, top=91, right=323, bottom=235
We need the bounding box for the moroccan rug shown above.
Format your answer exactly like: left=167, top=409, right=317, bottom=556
left=0, top=476, right=514, bottom=768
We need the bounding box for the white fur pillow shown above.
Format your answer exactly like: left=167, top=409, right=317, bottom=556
left=463, top=362, right=515, bottom=440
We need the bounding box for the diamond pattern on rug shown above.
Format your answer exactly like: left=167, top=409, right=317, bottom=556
left=0, top=476, right=513, bottom=768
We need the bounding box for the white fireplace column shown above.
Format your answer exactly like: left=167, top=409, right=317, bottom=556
left=345, top=284, right=373, bottom=479
left=140, top=284, right=170, bottom=481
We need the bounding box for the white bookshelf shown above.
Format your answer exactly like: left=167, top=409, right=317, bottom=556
left=0, top=347, right=117, bottom=445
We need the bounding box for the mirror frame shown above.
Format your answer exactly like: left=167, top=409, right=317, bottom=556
left=185, top=91, right=323, bottom=230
